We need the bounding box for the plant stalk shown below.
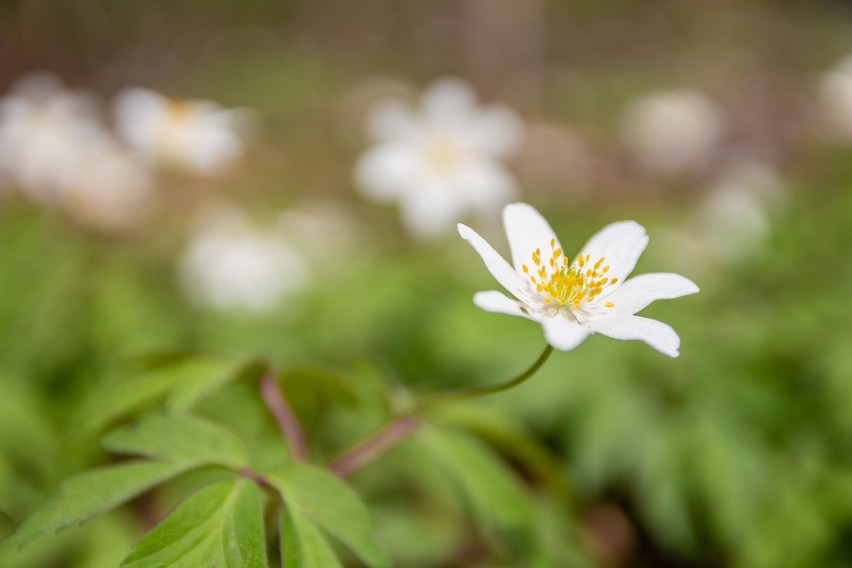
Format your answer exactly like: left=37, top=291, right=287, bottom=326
left=260, top=374, right=309, bottom=461
left=329, top=344, right=554, bottom=476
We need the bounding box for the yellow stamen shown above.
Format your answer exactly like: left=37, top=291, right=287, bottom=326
left=525, top=241, right=620, bottom=309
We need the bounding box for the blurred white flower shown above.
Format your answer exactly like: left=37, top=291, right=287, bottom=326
left=818, top=56, right=852, bottom=141
left=700, top=162, right=787, bottom=262
left=113, top=88, right=246, bottom=177
left=64, top=140, right=154, bottom=231
left=179, top=205, right=309, bottom=313
left=622, top=89, right=722, bottom=177
left=459, top=203, right=699, bottom=357
left=0, top=73, right=108, bottom=204
left=354, top=77, right=524, bottom=238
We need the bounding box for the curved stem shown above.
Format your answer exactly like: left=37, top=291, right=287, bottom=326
left=411, top=344, right=554, bottom=413
left=329, top=416, right=419, bottom=477
left=260, top=375, right=309, bottom=461
left=328, top=344, right=554, bottom=477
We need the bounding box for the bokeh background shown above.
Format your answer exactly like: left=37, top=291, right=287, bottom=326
left=2, top=0, right=852, bottom=566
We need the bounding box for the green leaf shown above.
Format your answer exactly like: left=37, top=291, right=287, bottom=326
left=102, top=413, right=249, bottom=470
left=81, top=356, right=247, bottom=433
left=418, top=425, right=532, bottom=529
left=280, top=367, right=359, bottom=411
left=267, top=463, right=388, bottom=568
left=280, top=507, right=343, bottom=568
left=0, top=461, right=191, bottom=552
left=168, top=358, right=266, bottom=413
left=123, top=478, right=267, bottom=568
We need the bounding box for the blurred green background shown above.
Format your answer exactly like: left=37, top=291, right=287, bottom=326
left=3, top=0, right=852, bottom=566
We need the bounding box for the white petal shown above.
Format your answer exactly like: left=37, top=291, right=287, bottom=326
left=353, top=143, right=419, bottom=201
left=366, top=99, right=418, bottom=142
left=421, top=77, right=477, bottom=127
left=585, top=315, right=681, bottom=358
left=457, top=159, right=518, bottom=208
left=113, top=88, right=168, bottom=156
left=503, top=203, right=561, bottom=275
left=540, top=316, right=590, bottom=351
left=576, top=221, right=649, bottom=291
left=473, top=290, right=534, bottom=319
left=398, top=185, right=465, bottom=238
left=458, top=223, right=534, bottom=304
left=469, top=104, right=525, bottom=158
left=594, top=273, right=699, bottom=316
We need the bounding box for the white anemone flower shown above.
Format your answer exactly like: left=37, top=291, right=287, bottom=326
left=179, top=205, right=309, bottom=314
left=354, top=77, right=524, bottom=238
left=700, top=162, right=786, bottom=263
left=818, top=56, right=852, bottom=141
left=0, top=72, right=107, bottom=204
left=64, top=141, right=154, bottom=231
left=459, top=203, right=699, bottom=357
left=113, top=88, right=246, bottom=177
left=622, top=89, right=722, bottom=177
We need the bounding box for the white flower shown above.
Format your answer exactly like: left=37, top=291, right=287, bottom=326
left=113, top=88, right=246, bottom=177
left=459, top=203, right=699, bottom=357
left=0, top=72, right=108, bottom=203
left=354, top=77, right=524, bottom=238
left=818, top=56, right=852, bottom=141
left=179, top=205, right=309, bottom=313
left=63, top=140, right=154, bottom=231
left=700, top=162, right=786, bottom=262
left=622, top=89, right=722, bottom=177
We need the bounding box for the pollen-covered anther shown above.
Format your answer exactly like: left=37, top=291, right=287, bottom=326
left=528, top=243, right=617, bottom=309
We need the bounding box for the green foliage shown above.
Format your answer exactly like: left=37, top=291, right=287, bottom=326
left=123, top=478, right=268, bottom=568
left=0, top=461, right=192, bottom=554
left=102, top=413, right=249, bottom=470
left=5, top=2, right=852, bottom=565
left=80, top=356, right=252, bottom=434
left=417, top=425, right=533, bottom=532
left=280, top=508, right=343, bottom=568
left=267, top=462, right=389, bottom=568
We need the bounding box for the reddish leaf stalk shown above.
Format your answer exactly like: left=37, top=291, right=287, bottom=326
left=329, top=416, right=420, bottom=477
left=260, top=374, right=309, bottom=461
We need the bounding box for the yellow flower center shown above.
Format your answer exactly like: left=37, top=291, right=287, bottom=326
left=522, top=239, right=618, bottom=309
left=425, top=139, right=463, bottom=172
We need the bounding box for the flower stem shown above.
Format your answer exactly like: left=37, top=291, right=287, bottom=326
left=411, top=344, right=554, bottom=412
left=260, top=374, right=309, bottom=461
left=329, top=416, right=420, bottom=477
left=328, top=344, right=554, bottom=477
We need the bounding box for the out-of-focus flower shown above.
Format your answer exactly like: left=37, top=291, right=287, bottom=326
left=354, top=77, right=524, bottom=238
left=459, top=203, right=699, bottom=357
left=622, top=89, right=722, bottom=177
left=179, top=204, right=309, bottom=314
left=818, top=56, right=852, bottom=141
left=64, top=141, right=154, bottom=231
left=0, top=73, right=108, bottom=204
left=113, top=88, right=246, bottom=177
left=700, top=162, right=787, bottom=263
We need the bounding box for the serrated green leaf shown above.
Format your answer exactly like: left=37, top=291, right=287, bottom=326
left=102, top=414, right=249, bottom=469
left=0, top=461, right=191, bottom=552
left=81, top=357, right=247, bottom=433
left=167, top=358, right=264, bottom=413
left=267, top=463, right=388, bottom=568
left=280, top=507, right=343, bottom=568
left=122, top=478, right=267, bottom=568
left=418, top=425, right=532, bottom=529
